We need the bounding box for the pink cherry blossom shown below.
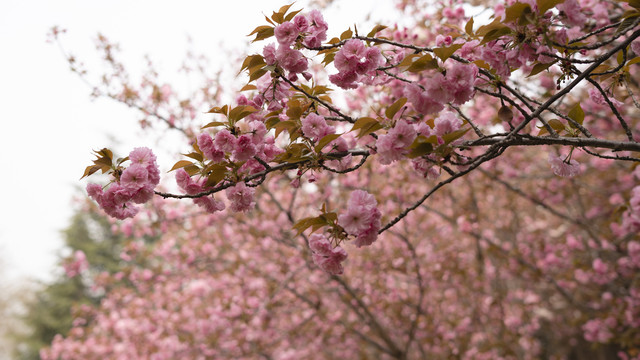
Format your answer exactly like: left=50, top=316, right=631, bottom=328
left=226, top=182, right=256, bottom=212
left=434, top=111, right=463, bottom=136
left=232, top=134, right=258, bottom=162
left=274, top=21, right=299, bottom=46
left=214, top=129, right=237, bottom=153
left=548, top=153, right=582, bottom=177
left=301, top=113, right=330, bottom=141
left=308, top=234, right=348, bottom=275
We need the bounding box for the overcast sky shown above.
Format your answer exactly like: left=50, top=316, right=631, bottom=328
left=0, top=0, right=397, bottom=283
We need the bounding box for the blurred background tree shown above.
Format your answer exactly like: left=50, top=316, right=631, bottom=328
left=11, top=201, right=127, bottom=360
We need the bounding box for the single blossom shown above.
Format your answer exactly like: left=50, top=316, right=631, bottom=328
left=301, top=113, right=331, bottom=141
left=338, top=190, right=381, bottom=247
left=308, top=234, right=348, bottom=275
left=226, top=182, right=256, bottom=212
left=274, top=21, right=299, bottom=46
left=548, top=153, right=582, bottom=177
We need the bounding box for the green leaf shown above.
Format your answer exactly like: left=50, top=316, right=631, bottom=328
left=628, top=0, right=640, bottom=9
left=385, top=97, right=407, bottom=119
left=568, top=103, right=585, bottom=126
left=399, top=54, right=439, bottom=72
left=433, top=44, right=463, bottom=62
left=322, top=51, right=337, bottom=66
left=315, top=133, right=342, bottom=153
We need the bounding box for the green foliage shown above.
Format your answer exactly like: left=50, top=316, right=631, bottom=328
left=12, top=207, right=127, bottom=360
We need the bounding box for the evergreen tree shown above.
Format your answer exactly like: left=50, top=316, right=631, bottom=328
left=14, top=205, right=126, bottom=360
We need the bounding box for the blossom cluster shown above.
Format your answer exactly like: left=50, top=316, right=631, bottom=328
left=308, top=234, right=348, bottom=275
left=329, top=39, right=384, bottom=89
left=404, top=62, right=477, bottom=115
left=376, top=111, right=463, bottom=172
left=87, top=147, right=160, bottom=219
left=338, top=190, right=381, bottom=247
left=175, top=168, right=226, bottom=214
left=264, top=10, right=329, bottom=82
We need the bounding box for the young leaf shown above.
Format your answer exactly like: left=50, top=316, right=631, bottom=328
left=350, top=117, right=383, bottom=138
left=465, top=17, right=474, bottom=35
left=208, top=105, right=229, bottom=116
left=315, top=133, right=341, bottom=153
left=433, top=44, right=463, bottom=62
left=249, top=26, right=275, bottom=42
left=240, top=84, right=258, bottom=92
left=367, top=24, right=387, bottom=38
left=537, top=0, right=565, bottom=14
left=293, top=216, right=327, bottom=235
left=284, top=9, right=303, bottom=22
left=80, top=165, right=102, bottom=179
left=442, top=128, right=470, bottom=144
left=183, top=152, right=204, bottom=162
left=170, top=160, right=195, bottom=172
left=568, top=103, right=585, bottom=126
left=385, top=97, right=407, bottom=119
left=480, top=27, right=512, bottom=45
left=202, top=121, right=228, bottom=129
left=538, top=119, right=566, bottom=135
left=504, top=3, right=532, bottom=24
left=527, top=61, right=556, bottom=77
left=229, top=105, right=259, bottom=122
left=204, top=165, right=228, bottom=187
left=407, top=136, right=434, bottom=158
left=406, top=54, right=439, bottom=72
left=340, top=28, right=353, bottom=40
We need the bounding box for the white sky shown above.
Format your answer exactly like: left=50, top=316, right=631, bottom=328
left=0, top=0, right=397, bottom=283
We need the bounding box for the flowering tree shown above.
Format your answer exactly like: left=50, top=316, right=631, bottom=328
left=43, top=0, right=640, bottom=358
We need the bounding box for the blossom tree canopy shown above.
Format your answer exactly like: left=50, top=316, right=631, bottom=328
left=43, top=0, right=640, bottom=358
